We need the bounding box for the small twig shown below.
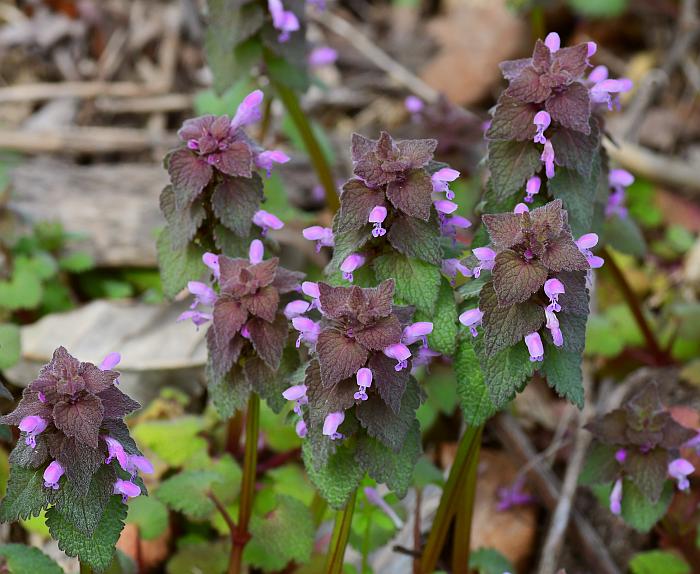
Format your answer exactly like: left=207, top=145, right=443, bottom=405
left=94, top=94, right=193, bottom=114
left=536, top=367, right=595, bottom=574
left=209, top=492, right=237, bottom=534
left=620, top=0, right=699, bottom=142
left=493, top=413, right=622, bottom=574
left=0, top=127, right=177, bottom=154
left=0, top=81, right=166, bottom=103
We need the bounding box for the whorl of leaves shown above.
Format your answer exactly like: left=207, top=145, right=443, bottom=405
left=585, top=383, right=695, bottom=502
left=207, top=253, right=304, bottom=411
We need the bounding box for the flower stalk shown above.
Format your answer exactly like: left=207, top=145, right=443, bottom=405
left=229, top=393, right=261, bottom=574
left=324, top=489, right=358, bottom=574
left=419, top=425, right=483, bottom=574
left=272, top=79, right=340, bottom=213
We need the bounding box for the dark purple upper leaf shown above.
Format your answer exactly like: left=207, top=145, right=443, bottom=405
left=242, top=286, right=279, bottom=323
left=247, top=314, right=288, bottom=370
left=386, top=169, right=433, bottom=221
left=53, top=394, right=104, bottom=449
left=368, top=352, right=409, bottom=414
left=337, top=179, right=386, bottom=233
left=214, top=141, right=253, bottom=178
left=213, top=297, right=248, bottom=347
left=540, top=235, right=590, bottom=272
left=98, top=386, right=140, bottom=420
left=482, top=212, right=524, bottom=249
left=492, top=250, right=549, bottom=305
left=545, top=82, right=591, bottom=134
left=168, top=149, right=213, bottom=210
left=316, top=330, right=369, bottom=388
left=486, top=95, right=539, bottom=141
left=353, top=315, right=403, bottom=351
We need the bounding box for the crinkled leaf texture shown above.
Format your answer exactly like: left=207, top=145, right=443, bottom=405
left=0, top=466, right=48, bottom=522
left=302, top=441, right=364, bottom=509
left=47, top=495, right=127, bottom=573
left=157, top=226, right=205, bottom=298
left=373, top=254, right=441, bottom=315
left=474, top=337, right=535, bottom=409
left=0, top=544, right=64, bottom=574
left=620, top=480, right=674, bottom=533
left=455, top=339, right=497, bottom=426
left=156, top=469, right=223, bottom=520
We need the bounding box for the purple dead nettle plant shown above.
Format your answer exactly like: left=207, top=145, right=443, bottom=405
left=0, top=348, right=150, bottom=570
left=179, top=239, right=304, bottom=415
left=159, top=90, right=289, bottom=297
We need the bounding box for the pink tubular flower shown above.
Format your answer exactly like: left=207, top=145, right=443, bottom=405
left=284, top=300, right=311, bottom=319
left=402, top=322, right=433, bottom=347
left=588, top=65, right=609, bottom=84
left=302, top=226, right=334, bottom=252
left=431, top=167, right=460, bottom=199
left=544, top=278, right=565, bottom=312
left=43, top=460, right=64, bottom=490
left=230, top=90, right=264, bottom=131
left=341, top=253, right=365, bottom=282
left=459, top=308, right=483, bottom=337
left=606, top=168, right=634, bottom=219
left=252, top=210, right=284, bottom=235
left=669, top=458, right=694, bottom=491
left=412, top=346, right=441, bottom=369
left=364, top=486, right=404, bottom=528
left=383, top=343, right=411, bottom=372
left=434, top=199, right=458, bottom=215
left=442, top=258, right=472, bottom=284
left=308, top=46, right=338, bottom=67
left=295, top=419, right=307, bottom=438
left=99, top=352, right=121, bottom=371
left=203, top=252, right=220, bottom=279
left=544, top=32, right=560, bottom=53
left=323, top=411, right=345, bottom=440
left=354, top=367, right=373, bottom=401
left=292, top=317, right=320, bottom=348
left=545, top=308, right=564, bottom=347
left=442, top=216, right=471, bottom=239
left=249, top=239, right=264, bottom=264
left=533, top=111, right=551, bottom=145
left=301, top=281, right=320, bottom=300
left=610, top=479, right=623, bottom=515
left=496, top=477, right=535, bottom=511
left=615, top=449, right=627, bottom=464
left=104, top=436, right=128, bottom=469
left=127, top=455, right=154, bottom=477
left=114, top=479, right=141, bottom=502
left=19, top=416, right=47, bottom=449
left=268, top=0, right=299, bottom=42
left=587, top=42, right=597, bottom=58
left=541, top=140, right=555, bottom=179
left=177, top=310, right=213, bottom=329
left=255, top=150, right=290, bottom=177
left=188, top=281, right=217, bottom=308
left=591, top=78, right=633, bottom=110
left=576, top=233, right=604, bottom=269
left=514, top=203, right=529, bottom=214
left=283, top=383, right=308, bottom=415
left=524, top=332, right=544, bottom=362
left=368, top=206, right=388, bottom=238
left=472, top=247, right=496, bottom=278
left=405, top=95, right=424, bottom=115
left=525, top=176, right=541, bottom=203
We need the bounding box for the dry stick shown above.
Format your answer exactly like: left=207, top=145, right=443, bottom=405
left=620, top=0, right=699, bottom=142
left=493, top=413, right=621, bottom=574
left=0, top=127, right=177, bottom=154
left=536, top=367, right=594, bottom=574
left=95, top=94, right=193, bottom=114
left=0, top=81, right=166, bottom=103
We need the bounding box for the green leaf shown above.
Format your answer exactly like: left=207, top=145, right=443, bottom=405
left=468, top=547, right=515, bottom=574
left=166, top=541, right=228, bottom=574
left=585, top=314, right=625, bottom=358
left=205, top=0, right=264, bottom=94
left=244, top=494, right=314, bottom=571
left=620, top=479, right=673, bottom=533
left=0, top=323, right=20, bottom=370
left=567, top=0, right=627, bottom=17
left=603, top=215, right=646, bottom=258
left=455, top=338, right=497, bottom=426
left=156, top=470, right=221, bottom=520
left=547, top=162, right=599, bottom=237
left=0, top=257, right=43, bottom=311
left=541, top=345, right=584, bottom=408
left=302, top=441, right=364, bottom=509
left=474, top=338, right=535, bottom=409
left=0, top=466, right=48, bottom=522
left=386, top=214, right=443, bottom=265
left=629, top=550, right=690, bottom=574
left=373, top=254, right=441, bottom=315
left=58, top=251, right=95, bottom=273
left=356, top=421, right=421, bottom=498
left=156, top=227, right=205, bottom=299
left=412, top=457, right=445, bottom=488
left=0, top=544, right=64, bottom=574
left=132, top=416, right=208, bottom=467
left=47, top=495, right=127, bottom=573
left=487, top=139, right=541, bottom=200
left=127, top=496, right=169, bottom=540
left=419, top=279, right=458, bottom=356
left=579, top=443, right=619, bottom=486
left=207, top=363, right=251, bottom=420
